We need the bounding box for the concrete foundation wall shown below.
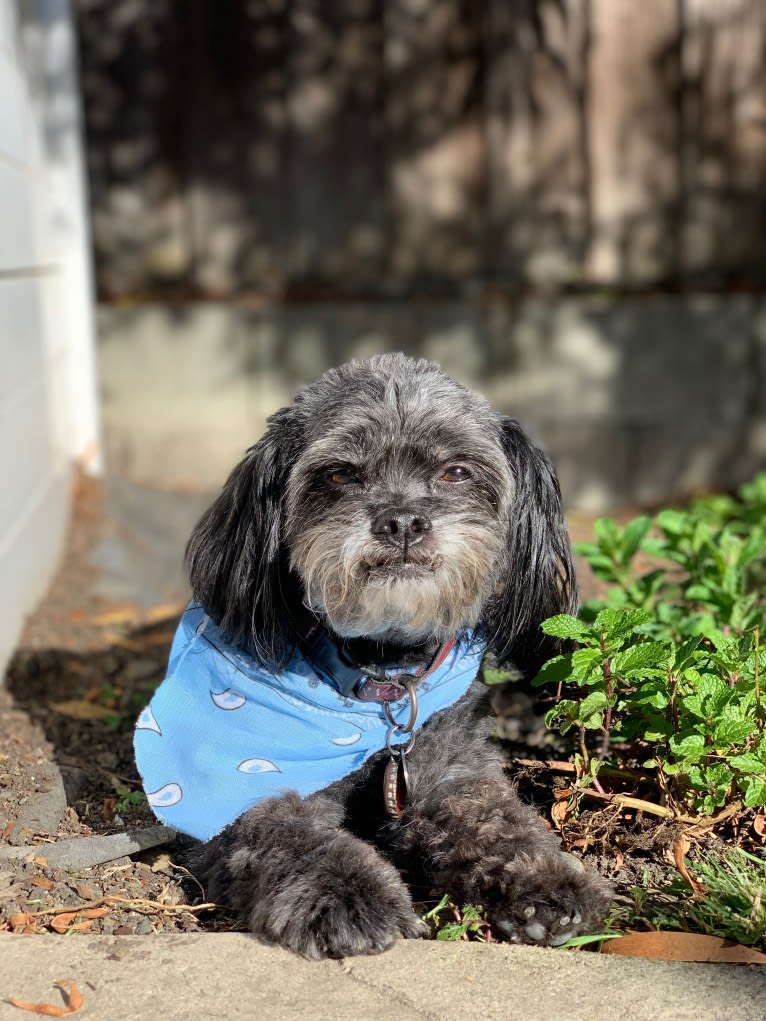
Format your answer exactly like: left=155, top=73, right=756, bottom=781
left=98, top=296, right=766, bottom=511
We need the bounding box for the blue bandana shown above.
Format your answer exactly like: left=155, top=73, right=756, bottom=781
left=134, top=603, right=485, bottom=840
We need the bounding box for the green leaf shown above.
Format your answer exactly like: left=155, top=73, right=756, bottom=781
left=729, top=753, right=765, bottom=775
left=586, top=554, right=623, bottom=576
left=644, top=723, right=672, bottom=740
left=482, top=667, right=521, bottom=686
left=743, top=779, right=766, bottom=809
left=540, top=615, right=592, bottom=642
left=545, top=700, right=579, bottom=733
left=671, top=636, right=703, bottom=670
left=641, top=538, right=670, bottom=558
left=573, top=542, right=602, bottom=558
left=593, top=608, right=652, bottom=642
left=669, top=733, right=706, bottom=759
left=578, top=690, right=609, bottom=727
left=594, top=516, right=621, bottom=553
left=569, top=647, right=603, bottom=683
left=611, top=642, right=669, bottom=676
left=634, top=681, right=670, bottom=709
left=682, top=674, right=730, bottom=714
left=533, top=655, right=574, bottom=686
left=555, top=932, right=624, bottom=949
left=619, top=516, right=653, bottom=562
left=684, top=584, right=713, bottom=602
left=656, top=508, right=688, bottom=536
left=713, top=719, right=755, bottom=748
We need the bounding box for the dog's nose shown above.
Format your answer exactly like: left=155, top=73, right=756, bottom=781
left=371, top=508, right=432, bottom=548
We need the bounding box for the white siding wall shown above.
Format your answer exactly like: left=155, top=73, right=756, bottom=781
left=0, top=0, right=99, bottom=676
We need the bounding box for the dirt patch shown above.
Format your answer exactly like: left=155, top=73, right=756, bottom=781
left=0, top=625, right=234, bottom=936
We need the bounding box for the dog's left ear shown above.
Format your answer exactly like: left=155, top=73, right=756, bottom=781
left=185, top=407, right=304, bottom=670
left=487, top=417, right=577, bottom=677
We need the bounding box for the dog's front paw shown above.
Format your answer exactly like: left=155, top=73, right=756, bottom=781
left=250, top=834, right=428, bottom=959
left=490, top=853, right=611, bottom=948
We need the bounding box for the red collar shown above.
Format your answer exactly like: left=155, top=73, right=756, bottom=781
left=353, top=638, right=457, bottom=703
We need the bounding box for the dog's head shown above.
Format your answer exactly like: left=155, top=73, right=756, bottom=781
left=186, top=354, right=575, bottom=676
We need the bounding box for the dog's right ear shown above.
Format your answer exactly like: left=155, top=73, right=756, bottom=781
left=186, top=408, right=302, bottom=670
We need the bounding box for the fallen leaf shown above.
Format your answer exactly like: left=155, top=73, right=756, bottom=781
left=7, top=978, right=84, bottom=1016
left=754, top=814, right=766, bottom=839
left=102, top=634, right=143, bottom=651
left=89, top=605, right=139, bottom=626
left=83, top=684, right=120, bottom=706
left=90, top=601, right=182, bottom=628
left=673, top=836, right=706, bottom=897
left=602, top=931, right=766, bottom=963
left=0, top=874, right=26, bottom=904
left=74, top=883, right=98, bottom=901
left=49, top=915, right=75, bottom=933
left=145, top=603, right=184, bottom=622
left=148, top=852, right=173, bottom=873
left=81, top=907, right=110, bottom=920
left=49, top=700, right=114, bottom=721
left=61, top=661, right=89, bottom=676
left=50, top=913, right=93, bottom=934
left=550, top=799, right=572, bottom=829
left=136, top=630, right=176, bottom=646
left=9, top=911, right=34, bottom=931
left=30, top=878, right=54, bottom=891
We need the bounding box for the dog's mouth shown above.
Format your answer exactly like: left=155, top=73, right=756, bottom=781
left=363, top=553, right=443, bottom=581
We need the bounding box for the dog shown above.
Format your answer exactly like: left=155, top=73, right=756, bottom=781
left=134, top=352, right=610, bottom=958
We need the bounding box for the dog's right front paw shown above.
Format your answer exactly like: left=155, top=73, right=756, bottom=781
left=249, top=835, right=427, bottom=959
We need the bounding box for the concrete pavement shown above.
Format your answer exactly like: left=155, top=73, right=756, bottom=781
left=2, top=933, right=765, bottom=1021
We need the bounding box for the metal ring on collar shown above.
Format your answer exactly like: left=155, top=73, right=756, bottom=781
left=386, top=725, right=416, bottom=757
left=383, top=677, right=419, bottom=733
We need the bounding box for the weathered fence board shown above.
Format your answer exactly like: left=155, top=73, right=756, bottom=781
left=74, top=0, right=766, bottom=296
left=585, top=0, right=682, bottom=284
left=385, top=0, right=485, bottom=281
left=681, top=0, right=766, bottom=284
left=485, top=0, right=589, bottom=285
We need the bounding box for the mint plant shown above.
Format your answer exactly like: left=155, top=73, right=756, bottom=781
left=422, top=894, right=492, bottom=941
left=534, top=473, right=766, bottom=817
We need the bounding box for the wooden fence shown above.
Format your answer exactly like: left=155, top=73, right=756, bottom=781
left=75, top=0, right=766, bottom=298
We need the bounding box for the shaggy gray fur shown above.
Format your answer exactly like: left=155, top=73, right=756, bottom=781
left=185, top=353, right=611, bottom=958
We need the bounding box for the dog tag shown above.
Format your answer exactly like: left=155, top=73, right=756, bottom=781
left=383, top=754, right=409, bottom=817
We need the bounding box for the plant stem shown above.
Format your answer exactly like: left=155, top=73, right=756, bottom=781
left=580, top=789, right=743, bottom=827
left=598, top=642, right=614, bottom=760
left=578, top=726, right=590, bottom=772
left=755, top=627, right=763, bottom=733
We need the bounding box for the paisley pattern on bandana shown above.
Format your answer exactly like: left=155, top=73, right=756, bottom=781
left=134, top=603, right=485, bottom=840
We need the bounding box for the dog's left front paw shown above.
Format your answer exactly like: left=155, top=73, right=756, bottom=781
left=489, top=853, right=611, bottom=947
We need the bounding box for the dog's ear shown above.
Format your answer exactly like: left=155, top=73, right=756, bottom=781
left=487, top=417, right=577, bottom=677
left=186, top=408, right=302, bottom=670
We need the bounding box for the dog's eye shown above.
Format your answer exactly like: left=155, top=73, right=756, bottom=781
left=440, top=465, right=471, bottom=483
left=328, top=468, right=361, bottom=487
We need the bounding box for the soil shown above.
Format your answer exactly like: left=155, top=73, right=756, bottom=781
left=0, top=475, right=714, bottom=942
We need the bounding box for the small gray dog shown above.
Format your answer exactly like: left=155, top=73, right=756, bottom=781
left=155, top=353, right=609, bottom=958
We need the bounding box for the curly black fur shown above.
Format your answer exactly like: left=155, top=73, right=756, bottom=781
left=183, top=354, right=610, bottom=958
